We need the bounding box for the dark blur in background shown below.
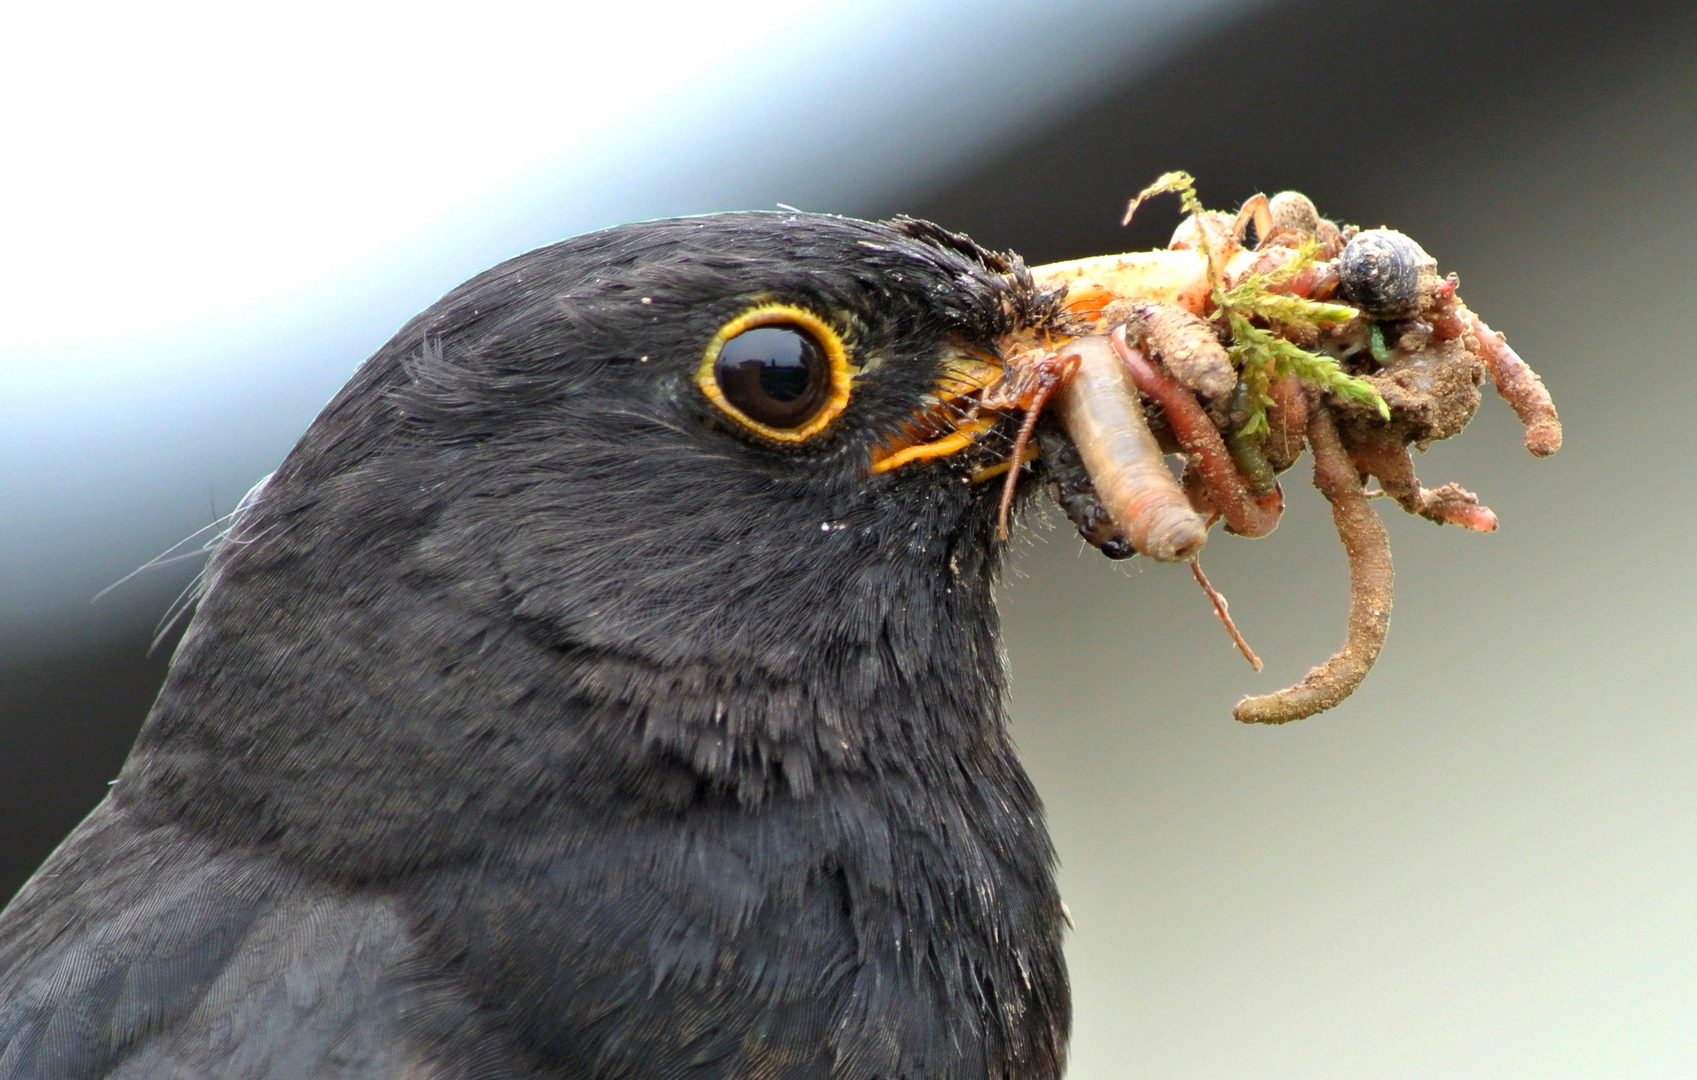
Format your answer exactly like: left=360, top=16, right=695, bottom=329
left=6, top=1, right=1697, bottom=1075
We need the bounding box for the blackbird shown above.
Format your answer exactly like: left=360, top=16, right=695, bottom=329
left=0, top=213, right=1085, bottom=1077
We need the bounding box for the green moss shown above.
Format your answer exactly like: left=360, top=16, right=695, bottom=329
left=1126, top=172, right=1390, bottom=438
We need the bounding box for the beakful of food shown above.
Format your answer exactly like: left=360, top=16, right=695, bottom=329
left=904, top=171, right=1562, bottom=724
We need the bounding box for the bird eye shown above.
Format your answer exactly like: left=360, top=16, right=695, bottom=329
left=716, top=326, right=827, bottom=426
left=696, top=304, right=854, bottom=442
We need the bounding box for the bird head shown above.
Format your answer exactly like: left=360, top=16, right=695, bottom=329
left=123, top=212, right=1128, bottom=869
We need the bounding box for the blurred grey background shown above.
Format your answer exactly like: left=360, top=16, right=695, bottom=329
left=4, top=0, right=1695, bottom=1075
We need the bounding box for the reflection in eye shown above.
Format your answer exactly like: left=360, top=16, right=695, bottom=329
left=713, top=324, right=830, bottom=429
left=697, top=304, right=853, bottom=443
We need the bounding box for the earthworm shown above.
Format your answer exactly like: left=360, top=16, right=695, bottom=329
left=1262, top=373, right=1309, bottom=474
left=1347, top=431, right=1499, bottom=532
left=1112, top=326, right=1281, bottom=539
left=1424, top=281, right=1469, bottom=341
left=1234, top=400, right=1392, bottom=725
left=1120, top=299, right=1236, bottom=401
left=1051, top=336, right=1208, bottom=562
left=1468, top=313, right=1562, bottom=457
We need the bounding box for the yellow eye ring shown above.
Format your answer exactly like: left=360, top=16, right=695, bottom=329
left=696, top=303, right=855, bottom=443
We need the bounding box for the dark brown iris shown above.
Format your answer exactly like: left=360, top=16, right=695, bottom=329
left=713, top=324, right=831, bottom=429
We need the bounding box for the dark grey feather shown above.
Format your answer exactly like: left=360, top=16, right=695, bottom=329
left=0, top=213, right=1069, bottom=1079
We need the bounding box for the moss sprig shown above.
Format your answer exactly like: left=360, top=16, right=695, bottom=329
left=1125, top=173, right=1390, bottom=438
left=1228, top=314, right=1388, bottom=437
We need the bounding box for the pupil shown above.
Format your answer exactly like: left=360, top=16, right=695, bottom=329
left=715, top=324, right=830, bottom=428
left=755, top=341, right=809, bottom=401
